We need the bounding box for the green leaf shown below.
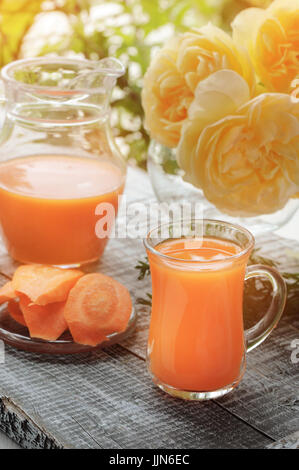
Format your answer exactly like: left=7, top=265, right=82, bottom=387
left=135, top=257, right=150, bottom=280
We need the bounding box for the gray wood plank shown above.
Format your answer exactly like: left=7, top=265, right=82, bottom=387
left=0, top=167, right=298, bottom=448
left=216, top=323, right=299, bottom=440
left=0, top=397, right=61, bottom=449
left=0, top=344, right=272, bottom=449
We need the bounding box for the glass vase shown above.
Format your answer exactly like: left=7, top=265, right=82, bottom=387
left=147, top=140, right=299, bottom=235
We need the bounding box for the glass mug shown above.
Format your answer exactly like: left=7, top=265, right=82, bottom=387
left=144, top=219, right=287, bottom=400
left=0, top=57, right=126, bottom=267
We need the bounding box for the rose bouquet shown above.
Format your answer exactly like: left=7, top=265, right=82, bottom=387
left=142, top=0, right=299, bottom=217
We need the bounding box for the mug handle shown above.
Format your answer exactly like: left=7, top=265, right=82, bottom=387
left=245, top=264, right=287, bottom=352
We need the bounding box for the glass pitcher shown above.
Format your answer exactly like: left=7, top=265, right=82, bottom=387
left=0, top=57, right=126, bottom=267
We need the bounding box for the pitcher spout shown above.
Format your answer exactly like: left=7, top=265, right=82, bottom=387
left=92, top=57, right=125, bottom=78
left=68, top=57, right=125, bottom=94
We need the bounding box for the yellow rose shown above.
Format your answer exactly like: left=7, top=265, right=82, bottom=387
left=177, top=70, right=299, bottom=216
left=232, top=0, right=299, bottom=93
left=141, top=24, right=256, bottom=148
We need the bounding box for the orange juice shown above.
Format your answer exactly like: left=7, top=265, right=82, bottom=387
left=147, top=237, right=248, bottom=392
left=0, top=155, right=124, bottom=265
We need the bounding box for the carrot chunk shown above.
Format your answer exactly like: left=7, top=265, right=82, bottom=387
left=7, top=299, right=26, bottom=327
left=0, top=281, right=16, bottom=304
left=63, top=273, right=132, bottom=346
left=113, top=281, right=133, bottom=334
left=12, top=265, right=83, bottom=305
left=19, top=296, right=67, bottom=341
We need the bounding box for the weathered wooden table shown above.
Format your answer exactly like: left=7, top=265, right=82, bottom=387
left=0, top=167, right=298, bottom=449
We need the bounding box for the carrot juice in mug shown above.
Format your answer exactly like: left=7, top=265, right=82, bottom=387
left=145, top=220, right=286, bottom=400
left=148, top=237, right=246, bottom=393
left=0, top=155, right=124, bottom=266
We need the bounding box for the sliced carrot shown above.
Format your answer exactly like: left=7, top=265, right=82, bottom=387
left=0, top=281, right=16, bottom=304
left=19, top=296, right=67, bottom=341
left=113, top=281, right=133, bottom=334
left=7, top=299, right=27, bottom=327
left=65, top=322, right=108, bottom=347
left=63, top=273, right=125, bottom=346
left=12, top=265, right=84, bottom=305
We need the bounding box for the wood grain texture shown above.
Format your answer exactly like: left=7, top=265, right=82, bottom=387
left=0, top=344, right=273, bottom=449
left=216, top=323, right=299, bottom=441
left=0, top=397, right=61, bottom=449
left=0, top=167, right=297, bottom=448
left=267, top=430, right=299, bottom=449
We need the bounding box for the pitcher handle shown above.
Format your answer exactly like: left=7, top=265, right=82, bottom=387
left=0, top=79, right=6, bottom=104
left=0, top=80, right=7, bottom=118
left=0, top=79, right=8, bottom=139
left=245, top=264, right=287, bottom=352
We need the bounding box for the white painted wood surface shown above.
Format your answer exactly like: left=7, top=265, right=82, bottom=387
left=0, top=430, right=20, bottom=449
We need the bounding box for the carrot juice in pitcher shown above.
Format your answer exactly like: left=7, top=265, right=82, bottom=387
left=0, top=155, right=124, bottom=266
left=0, top=56, right=127, bottom=266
